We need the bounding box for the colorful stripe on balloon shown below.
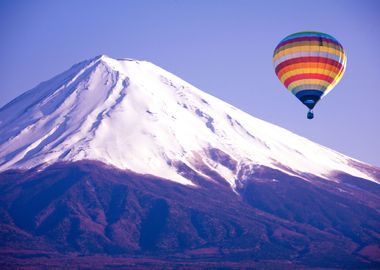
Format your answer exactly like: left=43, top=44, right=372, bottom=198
left=273, top=31, right=346, bottom=99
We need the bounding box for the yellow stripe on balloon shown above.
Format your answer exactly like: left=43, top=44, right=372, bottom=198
left=273, top=46, right=344, bottom=61
left=329, top=69, right=346, bottom=90
left=288, top=79, right=331, bottom=91
left=279, top=68, right=340, bottom=83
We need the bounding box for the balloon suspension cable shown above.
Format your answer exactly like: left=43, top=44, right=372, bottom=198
left=307, top=110, right=314, bottom=120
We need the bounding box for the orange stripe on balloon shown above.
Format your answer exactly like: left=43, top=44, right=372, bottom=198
left=276, top=62, right=341, bottom=78
left=279, top=69, right=339, bottom=84
left=275, top=57, right=343, bottom=74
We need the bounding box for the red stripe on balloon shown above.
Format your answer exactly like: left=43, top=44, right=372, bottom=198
left=284, top=73, right=334, bottom=88
left=275, top=57, right=343, bottom=75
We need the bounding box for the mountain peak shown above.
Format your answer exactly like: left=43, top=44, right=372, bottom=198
left=90, top=54, right=157, bottom=70
left=0, top=55, right=378, bottom=187
left=94, top=54, right=137, bottom=60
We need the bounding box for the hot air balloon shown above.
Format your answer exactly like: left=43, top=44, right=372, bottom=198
left=273, top=31, right=347, bottom=119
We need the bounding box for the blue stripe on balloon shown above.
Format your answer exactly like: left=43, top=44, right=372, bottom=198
left=280, top=32, right=337, bottom=43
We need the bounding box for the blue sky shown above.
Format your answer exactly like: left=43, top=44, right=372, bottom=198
left=0, top=0, right=379, bottom=166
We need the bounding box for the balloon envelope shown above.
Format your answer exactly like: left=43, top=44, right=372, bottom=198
left=273, top=31, right=346, bottom=110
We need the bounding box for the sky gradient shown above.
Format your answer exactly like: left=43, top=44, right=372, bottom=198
left=0, top=0, right=379, bottom=166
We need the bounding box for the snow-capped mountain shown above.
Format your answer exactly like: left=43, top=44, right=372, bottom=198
left=0, top=55, right=377, bottom=187
left=1, top=55, right=380, bottom=269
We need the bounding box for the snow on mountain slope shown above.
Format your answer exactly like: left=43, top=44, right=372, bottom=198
left=0, top=55, right=377, bottom=186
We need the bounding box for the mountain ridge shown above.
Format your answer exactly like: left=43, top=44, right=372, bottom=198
left=0, top=55, right=377, bottom=188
